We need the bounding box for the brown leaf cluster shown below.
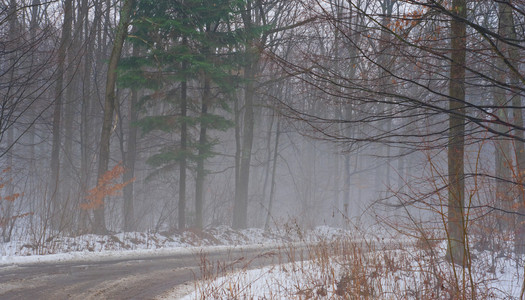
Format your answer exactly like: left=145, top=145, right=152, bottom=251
left=81, top=163, right=135, bottom=210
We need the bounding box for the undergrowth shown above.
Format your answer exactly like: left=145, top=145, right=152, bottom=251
left=189, top=229, right=523, bottom=299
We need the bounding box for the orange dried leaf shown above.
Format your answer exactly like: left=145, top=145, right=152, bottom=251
left=3, top=193, right=20, bottom=202
left=81, top=163, right=135, bottom=210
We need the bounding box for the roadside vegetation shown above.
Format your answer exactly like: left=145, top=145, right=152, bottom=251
left=189, top=224, right=523, bottom=299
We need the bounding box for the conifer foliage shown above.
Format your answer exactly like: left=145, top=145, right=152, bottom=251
left=119, top=0, right=241, bottom=228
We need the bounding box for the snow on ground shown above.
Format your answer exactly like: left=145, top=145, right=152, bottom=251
left=0, top=225, right=351, bottom=265
left=0, top=242, right=281, bottom=266
left=7, top=223, right=520, bottom=299
left=177, top=238, right=525, bottom=299
left=178, top=253, right=524, bottom=299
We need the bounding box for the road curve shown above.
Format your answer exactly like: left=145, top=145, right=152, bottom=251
left=0, top=245, right=304, bottom=299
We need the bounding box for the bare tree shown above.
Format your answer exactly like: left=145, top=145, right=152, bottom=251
left=446, top=0, right=467, bottom=267
left=49, top=0, right=73, bottom=229
left=94, top=0, right=134, bottom=234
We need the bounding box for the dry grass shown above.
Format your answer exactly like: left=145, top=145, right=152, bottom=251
left=189, top=229, right=523, bottom=299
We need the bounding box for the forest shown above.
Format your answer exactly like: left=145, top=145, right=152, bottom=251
left=1, top=0, right=525, bottom=270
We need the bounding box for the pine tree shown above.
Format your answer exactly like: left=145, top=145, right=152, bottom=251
left=119, top=0, right=240, bottom=229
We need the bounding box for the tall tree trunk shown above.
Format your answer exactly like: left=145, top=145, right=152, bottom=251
left=232, top=0, right=260, bottom=229
left=375, top=0, right=394, bottom=199
left=340, top=3, right=357, bottom=225
left=178, top=37, right=188, bottom=230
left=94, top=0, right=134, bottom=234
left=2, top=0, right=18, bottom=243
left=397, top=149, right=405, bottom=192
left=446, top=0, right=467, bottom=267
left=123, top=79, right=138, bottom=232
left=234, top=91, right=241, bottom=223
left=50, top=0, right=73, bottom=230
left=63, top=37, right=79, bottom=170
left=121, top=43, right=139, bottom=232
left=79, top=0, right=97, bottom=233
left=265, top=116, right=281, bottom=231
left=195, top=74, right=210, bottom=229
left=233, top=43, right=257, bottom=229
left=343, top=103, right=355, bottom=224
left=497, top=1, right=525, bottom=254
left=28, top=0, right=40, bottom=168
left=102, top=0, right=110, bottom=55
left=261, top=112, right=275, bottom=220
left=62, top=0, right=83, bottom=231
left=492, top=30, right=512, bottom=232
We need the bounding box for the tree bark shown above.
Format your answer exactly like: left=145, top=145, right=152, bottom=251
left=195, top=74, right=210, bottom=230
left=446, top=0, right=467, bottom=267
left=27, top=0, right=40, bottom=168
left=497, top=1, right=525, bottom=254
left=232, top=0, right=261, bottom=229
left=62, top=0, right=84, bottom=231
left=261, top=112, right=275, bottom=220
left=493, top=9, right=512, bottom=231
left=177, top=37, right=188, bottom=230
left=63, top=0, right=83, bottom=193
left=233, top=89, right=241, bottom=223
left=94, top=0, right=134, bottom=234
left=233, top=61, right=255, bottom=229
left=265, top=116, right=280, bottom=231
left=2, top=0, right=17, bottom=243
left=79, top=0, right=98, bottom=233
left=375, top=0, right=394, bottom=198
left=122, top=61, right=138, bottom=232
left=50, top=0, right=73, bottom=230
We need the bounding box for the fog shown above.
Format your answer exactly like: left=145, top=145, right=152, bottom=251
left=1, top=0, right=524, bottom=267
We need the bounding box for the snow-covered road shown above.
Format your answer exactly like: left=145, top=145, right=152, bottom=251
left=0, top=244, right=301, bottom=299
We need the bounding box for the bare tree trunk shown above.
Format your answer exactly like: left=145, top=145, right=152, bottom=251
left=375, top=0, right=394, bottom=199
left=397, top=149, right=405, bottom=192
left=339, top=1, right=357, bottom=225
left=265, top=116, right=281, bottom=231
left=62, top=0, right=84, bottom=231
left=261, top=112, right=275, bottom=217
left=499, top=2, right=525, bottom=252
left=233, top=91, right=241, bottom=223
left=122, top=73, right=138, bottom=232
left=232, top=0, right=260, bottom=229
left=233, top=42, right=257, bottom=229
left=446, top=0, right=467, bottom=267
left=195, top=73, right=210, bottom=229
left=102, top=0, right=110, bottom=55
left=27, top=0, right=40, bottom=168
left=94, top=0, right=134, bottom=234
left=50, top=0, right=73, bottom=230
left=79, top=0, right=98, bottom=233
left=121, top=43, right=139, bottom=232
left=177, top=37, right=188, bottom=230
left=492, top=30, right=512, bottom=232
left=2, top=0, right=18, bottom=243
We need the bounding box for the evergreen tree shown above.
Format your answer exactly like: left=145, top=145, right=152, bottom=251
left=119, top=0, right=240, bottom=229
